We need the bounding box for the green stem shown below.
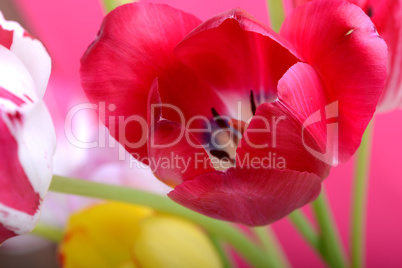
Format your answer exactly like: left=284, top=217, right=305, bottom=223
left=266, top=0, right=285, bottom=32
left=102, top=0, right=115, bottom=12
left=351, top=122, right=374, bottom=268
left=253, top=227, right=290, bottom=268
left=49, top=176, right=269, bottom=267
left=312, top=189, right=348, bottom=268
left=288, top=210, right=319, bottom=250
left=30, top=224, right=64, bottom=243
left=101, top=0, right=131, bottom=13
left=289, top=210, right=337, bottom=266
left=209, top=236, right=233, bottom=268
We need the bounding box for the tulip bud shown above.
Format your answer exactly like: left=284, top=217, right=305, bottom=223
left=59, top=202, right=222, bottom=268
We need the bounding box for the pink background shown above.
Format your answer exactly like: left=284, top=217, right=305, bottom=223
left=8, top=0, right=402, bottom=267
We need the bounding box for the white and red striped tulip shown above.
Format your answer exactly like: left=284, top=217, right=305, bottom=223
left=0, top=11, right=56, bottom=244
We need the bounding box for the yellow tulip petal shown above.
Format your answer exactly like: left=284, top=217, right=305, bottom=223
left=134, top=215, right=222, bottom=268
left=119, top=261, right=138, bottom=268
left=60, top=202, right=153, bottom=267
left=60, top=202, right=222, bottom=268
left=59, top=227, right=110, bottom=268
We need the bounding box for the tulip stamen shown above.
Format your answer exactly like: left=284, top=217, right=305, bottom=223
left=211, top=106, right=241, bottom=145
left=210, top=149, right=235, bottom=164
left=366, top=6, right=373, bottom=18
left=250, top=90, right=257, bottom=116
left=209, top=107, right=241, bottom=169
left=211, top=107, right=229, bottom=129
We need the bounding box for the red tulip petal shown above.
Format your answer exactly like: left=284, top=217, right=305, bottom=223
left=367, top=0, right=402, bottom=111
left=0, top=25, right=13, bottom=49
left=174, top=8, right=298, bottom=118
left=236, top=63, right=331, bottom=178
left=147, top=79, right=215, bottom=187
left=169, top=167, right=321, bottom=226
left=0, top=118, right=39, bottom=215
left=280, top=0, right=387, bottom=162
left=0, top=223, right=16, bottom=244
left=80, top=3, right=202, bottom=161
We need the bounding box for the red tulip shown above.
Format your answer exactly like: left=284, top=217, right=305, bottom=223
left=286, top=0, right=402, bottom=112
left=0, top=12, right=56, bottom=244
left=81, top=0, right=386, bottom=225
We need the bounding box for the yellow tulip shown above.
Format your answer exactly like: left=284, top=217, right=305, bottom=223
left=59, top=202, right=222, bottom=268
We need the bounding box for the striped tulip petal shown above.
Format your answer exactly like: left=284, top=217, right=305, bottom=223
left=0, top=12, right=55, bottom=244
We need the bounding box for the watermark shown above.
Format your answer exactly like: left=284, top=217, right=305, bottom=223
left=129, top=152, right=287, bottom=173
left=64, top=100, right=339, bottom=170
left=301, top=101, right=339, bottom=166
